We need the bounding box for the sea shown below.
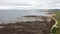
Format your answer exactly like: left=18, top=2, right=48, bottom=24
left=0, top=9, right=50, bottom=23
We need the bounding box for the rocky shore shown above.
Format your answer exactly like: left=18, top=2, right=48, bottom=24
left=0, top=16, right=55, bottom=34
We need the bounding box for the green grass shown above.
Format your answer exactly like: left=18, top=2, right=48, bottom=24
left=53, top=12, right=60, bottom=34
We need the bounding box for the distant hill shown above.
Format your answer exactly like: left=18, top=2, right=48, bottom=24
left=48, top=9, right=60, bottom=12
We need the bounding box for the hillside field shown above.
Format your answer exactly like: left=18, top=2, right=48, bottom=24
left=53, top=12, right=60, bottom=34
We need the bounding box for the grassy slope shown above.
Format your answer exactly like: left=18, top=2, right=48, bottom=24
left=53, top=12, right=60, bottom=34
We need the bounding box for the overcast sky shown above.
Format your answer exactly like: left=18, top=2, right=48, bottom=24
left=0, top=0, right=60, bottom=9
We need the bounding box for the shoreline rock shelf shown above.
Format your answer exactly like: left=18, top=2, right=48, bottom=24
left=0, top=16, right=56, bottom=34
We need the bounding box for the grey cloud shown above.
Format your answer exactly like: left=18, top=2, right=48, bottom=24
left=0, top=2, right=31, bottom=6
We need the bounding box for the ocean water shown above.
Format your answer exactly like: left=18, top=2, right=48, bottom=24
left=0, top=9, right=50, bottom=23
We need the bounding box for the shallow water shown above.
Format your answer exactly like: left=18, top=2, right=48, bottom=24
left=0, top=9, right=50, bottom=23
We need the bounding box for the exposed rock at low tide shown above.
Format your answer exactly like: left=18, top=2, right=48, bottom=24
left=0, top=16, right=55, bottom=34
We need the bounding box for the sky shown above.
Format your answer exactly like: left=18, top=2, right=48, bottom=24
left=0, top=0, right=60, bottom=9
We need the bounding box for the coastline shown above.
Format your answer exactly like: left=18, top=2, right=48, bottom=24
left=0, top=15, right=57, bottom=34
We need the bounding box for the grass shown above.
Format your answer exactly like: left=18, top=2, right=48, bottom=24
left=52, top=12, right=60, bottom=34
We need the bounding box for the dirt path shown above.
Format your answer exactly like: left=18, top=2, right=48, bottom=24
left=51, top=18, right=58, bottom=31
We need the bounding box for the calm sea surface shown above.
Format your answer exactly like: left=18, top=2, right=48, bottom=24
left=0, top=9, right=50, bottom=23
